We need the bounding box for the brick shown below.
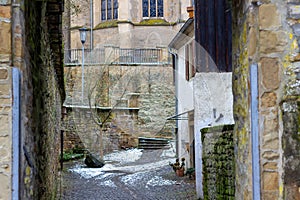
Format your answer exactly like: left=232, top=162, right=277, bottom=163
left=0, top=84, right=10, bottom=96
left=262, top=151, right=279, bottom=160
left=259, top=4, right=281, bottom=29
left=263, top=132, right=279, bottom=150
left=260, top=31, right=287, bottom=53
left=262, top=191, right=279, bottom=200
left=0, top=115, right=9, bottom=133
left=0, top=68, right=7, bottom=79
left=0, top=21, right=11, bottom=55
left=264, top=117, right=278, bottom=133
left=263, top=162, right=278, bottom=170
left=261, top=92, right=277, bottom=107
left=263, top=172, right=279, bottom=190
left=261, top=57, right=280, bottom=90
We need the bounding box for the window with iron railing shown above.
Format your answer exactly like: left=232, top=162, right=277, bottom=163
left=101, top=0, right=118, bottom=21
left=143, top=0, right=163, bottom=18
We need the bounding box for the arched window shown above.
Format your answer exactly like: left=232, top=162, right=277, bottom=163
left=101, top=0, right=118, bottom=21
left=143, top=0, right=163, bottom=18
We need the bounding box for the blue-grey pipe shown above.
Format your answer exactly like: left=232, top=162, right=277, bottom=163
left=250, top=63, right=261, bottom=200
left=12, top=68, right=21, bottom=200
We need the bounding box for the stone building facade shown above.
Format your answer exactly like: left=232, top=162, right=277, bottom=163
left=0, top=0, right=64, bottom=199
left=232, top=1, right=300, bottom=199
left=62, top=0, right=192, bottom=155
left=64, top=0, right=191, bottom=49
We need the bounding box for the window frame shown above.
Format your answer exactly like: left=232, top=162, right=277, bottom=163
left=185, top=41, right=196, bottom=81
left=142, top=0, right=164, bottom=18
left=101, top=0, right=118, bottom=21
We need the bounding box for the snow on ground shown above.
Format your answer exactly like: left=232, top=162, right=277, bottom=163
left=146, top=176, right=177, bottom=188
left=103, top=148, right=143, bottom=165
left=70, top=147, right=176, bottom=180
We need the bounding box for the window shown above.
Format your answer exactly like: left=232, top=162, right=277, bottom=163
left=143, top=0, right=163, bottom=18
left=194, top=0, right=232, bottom=72
left=101, top=0, right=118, bottom=21
left=185, top=41, right=195, bottom=81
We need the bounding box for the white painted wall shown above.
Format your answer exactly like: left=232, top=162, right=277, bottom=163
left=175, top=45, right=194, bottom=168
left=193, top=72, right=234, bottom=199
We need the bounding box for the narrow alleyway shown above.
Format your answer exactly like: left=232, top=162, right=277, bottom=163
left=59, top=149, right=197, bottom=200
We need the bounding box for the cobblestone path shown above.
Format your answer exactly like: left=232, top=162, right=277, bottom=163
left=58, top=149, right=197, bottom=200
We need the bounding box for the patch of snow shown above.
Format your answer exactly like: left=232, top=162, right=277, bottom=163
left=121, top=172, right=148, bottom=185
left=69, top=148, right=175, bottom=179
left=117, top=158, right=175, bottom=173
left=161, top=142, right=176, bottom=158
left=146, top=176, right=177, bottom=188
left=104, top=149, right=143, bottom=165
left=98, top=180, right=117, bottom=187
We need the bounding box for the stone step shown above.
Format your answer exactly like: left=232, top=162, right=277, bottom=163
left=138, top=137, right=170, bottom=150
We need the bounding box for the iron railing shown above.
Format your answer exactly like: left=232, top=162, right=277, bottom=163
left=64, top=47, right=171, bottom=66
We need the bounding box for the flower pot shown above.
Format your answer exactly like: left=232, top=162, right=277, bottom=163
left=176, top=169, right=184, bottom=177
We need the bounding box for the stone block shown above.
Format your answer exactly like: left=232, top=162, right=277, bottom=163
left=0, top=84, right=10, bottom=96
left=264, top=117, right=278, bottom=133
left=0, top=115, right=9, bottom=133
left=0, top=69, right=7, bottom=79
left=263, top=162, right=278, bottom=170
left=248, top=27, right=257, bottom=57
left=260, top=57, right=280, bottom=90
left=259, top=4, right=281, bottom=29
left=0, top=21, right=11, bottom=54
left=263, top=132, right=279, bottom=150
left=263, top=172, right=279, bottom=190
left=0, top=173, right=10, bottom=200
left=262, top=151, right=279, bottom=160
left=13, top=35, right=22, bottom=58
left=260, top=31, right=287, bottom=53
left=261, top=92, right=277, bottom=108
left=262, top=191, right=279, bottom=199
left=0, top=5, right=10, bottom=18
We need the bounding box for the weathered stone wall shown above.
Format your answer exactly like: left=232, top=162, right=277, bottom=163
left=232, top=0, right=300, bottom=199
left=63, top=64, right=175, bottom=155
left=201, top=125, right=235, bottom=200
left=0, top=0, right=64, bottom=199
left=0, top=1, right=12, bottom=199
left=21, top=1, right=64, bottom=199
left=67, top=0, right=190, bottom=49
left=0, top=68, right=12, bottom=200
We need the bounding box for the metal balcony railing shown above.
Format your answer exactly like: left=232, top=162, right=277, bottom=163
left=64, top=47, right=171, bottom=66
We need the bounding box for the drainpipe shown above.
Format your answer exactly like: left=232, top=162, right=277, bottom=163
left=168, top=48, right=179, bottom=156
left=250, top=63, right=261, bottom=200
left=12, top=68, right=21, bottom=200
left=90, top=0, right=93, bottom=50
left=12, top=1, right=21, bottom=199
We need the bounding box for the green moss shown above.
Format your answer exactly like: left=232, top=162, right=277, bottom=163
left=94, top=20, right=118, bottom=29
left=137, top=18, right=175, bottom=26
left=201, top=124, right=235, bottom=135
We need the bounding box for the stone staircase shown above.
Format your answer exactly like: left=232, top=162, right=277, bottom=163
left=138, top=137, right=171, bottom=150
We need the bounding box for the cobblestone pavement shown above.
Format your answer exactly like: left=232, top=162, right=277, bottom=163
left=58, top=149, right=197, bottom=200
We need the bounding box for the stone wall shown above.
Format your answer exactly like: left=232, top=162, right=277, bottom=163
left=0, top=67, right=12, bottom=200
left=232, top=0, right=300, bottom=199
left=0, top=1, right=12, bottom=199
left=201, top=125, right=235, bottom=200
left=63, top=64, right=175, bottom=155
left=1, top=1, right=64, bottom=199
